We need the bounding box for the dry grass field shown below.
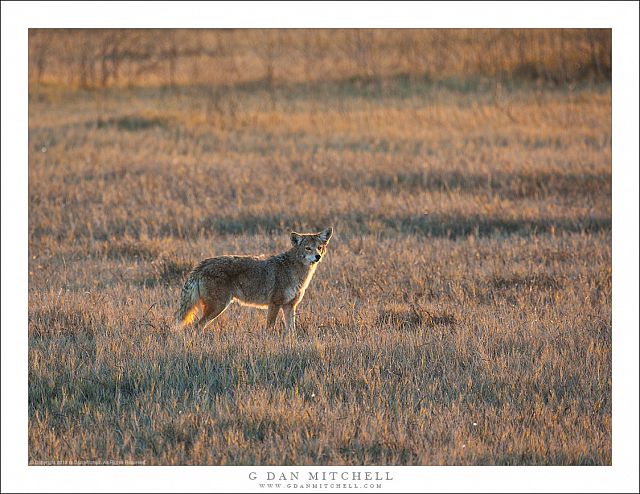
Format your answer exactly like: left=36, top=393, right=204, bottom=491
left=28, top=29, right=611, bottom=465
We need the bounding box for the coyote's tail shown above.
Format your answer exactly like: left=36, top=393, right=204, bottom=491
left=175, top=273, right=203, bottom=328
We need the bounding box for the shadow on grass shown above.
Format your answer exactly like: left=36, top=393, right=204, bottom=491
left=159, top=71, right=610, bottom=106
left=30, top=209, right=611, bottom=243
left=376, top=306, right=456, bottom=330
left=28, top=343, right=322, bottom=424
left=360, top=170, right=611, bottom=200
left=201, top=212, right=611, bottom=240
left=136, top=255, right=193, bottom=288
left=96, top=115, right=168, bottom=132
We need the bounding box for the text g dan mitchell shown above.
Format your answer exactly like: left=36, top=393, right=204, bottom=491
left=249, top=471, right=393, bottom=481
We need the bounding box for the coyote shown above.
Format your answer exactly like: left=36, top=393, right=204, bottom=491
left=175, top=227, right=333, bottom=331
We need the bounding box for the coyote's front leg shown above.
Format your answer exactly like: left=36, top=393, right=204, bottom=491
left=283, top=304, right=296, bottom=332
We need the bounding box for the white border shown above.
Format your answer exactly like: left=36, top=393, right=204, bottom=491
left=4, top=0, right=635, bottom=28
left=2, top=2, right=638, bottom=493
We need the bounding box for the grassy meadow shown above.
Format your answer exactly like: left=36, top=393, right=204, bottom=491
left=28, top=29, right=611, bottom=465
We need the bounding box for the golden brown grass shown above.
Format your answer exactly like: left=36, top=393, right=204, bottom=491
left=28, top=29, right=611, bottom=465
left=29, top=29, right=610, bottom=88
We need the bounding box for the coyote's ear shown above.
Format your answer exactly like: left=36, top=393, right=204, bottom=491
left=319, top=227, right=333, bottom=243
left=290, top=232, right=303, bottom=246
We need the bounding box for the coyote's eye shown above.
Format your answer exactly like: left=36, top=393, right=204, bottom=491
left=305, top=246, right=312, bottom=251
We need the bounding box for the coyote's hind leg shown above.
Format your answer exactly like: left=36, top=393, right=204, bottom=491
left=197, top=295, right=232, bottom=330
left=266, top=303, right=281, bottom=330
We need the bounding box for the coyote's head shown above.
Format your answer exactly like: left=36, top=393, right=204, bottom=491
left=290, top=227, right=333, bottom=266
